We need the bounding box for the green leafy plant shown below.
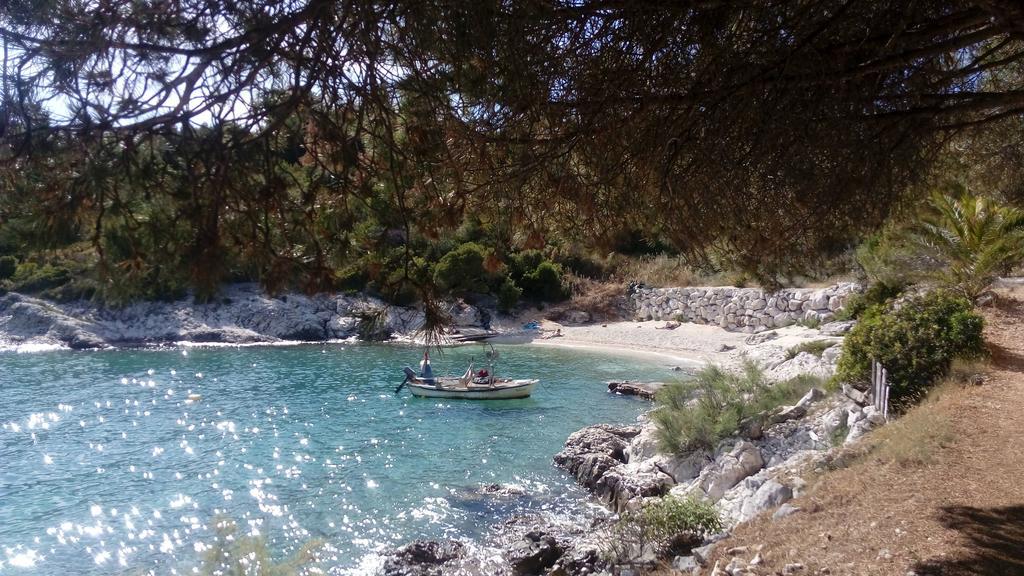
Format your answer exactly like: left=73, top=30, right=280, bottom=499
left=432, top=242, right=491, bottom=294
left=653, top=362, right=823, bottom=456
left=785, top=340, right=835, bottom=360
left=836, top=291, right=985, bottom=411
left=9, top=262, right=72, bottom=293
left=606, top=496, right=722, bottom=563
left=520, top=260, right=569, bottom=302
left=496, top=276, right=522, bottom=312
left=835, top=281, right=905, bottom=321
left=906, top=190, right=1024, bottom=299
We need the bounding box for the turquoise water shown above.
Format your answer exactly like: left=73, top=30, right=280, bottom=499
left=0, top=344, right=673, bottom=574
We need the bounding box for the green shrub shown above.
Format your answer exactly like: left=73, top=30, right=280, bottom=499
left=496, top=276, right=522, bottom=312
left=835, top=291, right=985, bottom=411
left=607, top=496, right=722, bottom=562
left=0, top=256, right=17, bottom=280
left=521, top=260, right=568, bottom=302
left=10, top=262, right=72, bottom=293
left=796, top=316, right=821, bottom=329
left=653, top=362, right=823, bottom=456
left=785, top=340, right=835, bottom=360
left=835, top=281, right=904, bottom=321
left=432, top=242, right=490, bottom=294
left=509, top=250, right=545, bottom=280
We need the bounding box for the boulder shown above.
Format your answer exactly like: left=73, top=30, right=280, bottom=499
left=673, top=555, right=700, bottom=573
left=820, top=407, right=847, bottom=437
left=506, top=531, right=564, bottom=575
left=819, top=320, right=856, bottom=336
left=767, top=404, right=807, bottom=426
left=796, top=387, right=826, bottom=408
left=597, top=459, right=674, bottom=511
left=773, top=503, right=801, bottom=520
left=845, top=408, right=887, bottom=443
left=554, top=424, right=639, bottom=491
left=607, top=381, right=664, bottom=400
left=382, top=540, right=465, bottom=576
left=820, top=344, right=843, bottom=365
left=624, top=426, right=661, bottom=462
left=692, top=542, right=718, bottom=566
left=686, top=442, right=764, bottom=502
left=841, top=383, right=869, bottom=406
left=738, top=480, right=794, bottom=522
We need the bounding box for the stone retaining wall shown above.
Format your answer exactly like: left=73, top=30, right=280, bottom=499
left=629, top=282, right=861, bottom=332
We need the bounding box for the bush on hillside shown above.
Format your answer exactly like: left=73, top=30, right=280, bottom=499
left=432, top=242, right=491, bottom=294
left=496, top=276, right=522, bottom=313
left=606, top=496, right=722, bottom=562
left=509, top=250, right=545, bottom=280
left=10, top=262, right=72, bottom=293
left=521, top=260, right=569, bottom=302
left=0, top=256, right=16, bottom=280
left=653, top=362, right=823, bottom=456
left=836, top=291, right=985, bottom=411
left=835, top=280, right=905, bottom=320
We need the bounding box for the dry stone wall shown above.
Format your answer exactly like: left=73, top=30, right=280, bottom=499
left=629, top=282, right=861, bottom=332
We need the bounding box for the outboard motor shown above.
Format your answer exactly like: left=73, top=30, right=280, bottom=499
left=403, top=366, right=417, bottom=380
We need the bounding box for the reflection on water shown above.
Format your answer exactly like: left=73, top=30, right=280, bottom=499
left=0, top=344, right=675, bottom=574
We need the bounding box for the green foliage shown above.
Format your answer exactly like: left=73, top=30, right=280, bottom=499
left=0, top=256, right=16, bottom=280
left=653, top=362, right=823, bottom=456
left=608, top=496, right=722, bottom=562
left=9, top=262, right=72, bottom=293
left=835, top=281, right=905, bottom=321
left=521, top=261, right=568, bottom=302
left=509, top=250, right=545, bottom=281
left=836, top=291, right=985, bottom=411
left=794, top=314, right=822, bottom=329
left=432, top=242, right=491, bottom=294
left=785, top=340, right=835, bottom=360
left=855, top=226, right=921, bottom=287
left=496, top=277, right=522, bottom=312
left=905, top=190, right=1024, bottom=299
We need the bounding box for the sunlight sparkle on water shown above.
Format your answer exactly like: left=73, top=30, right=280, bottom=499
left=0, top=344, right=665, bottom=574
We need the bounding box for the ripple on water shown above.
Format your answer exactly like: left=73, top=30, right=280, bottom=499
left=0, top=343, right=675, bottom=574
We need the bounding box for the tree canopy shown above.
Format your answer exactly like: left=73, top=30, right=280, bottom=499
left=2, top=1, right=1024, bottom=294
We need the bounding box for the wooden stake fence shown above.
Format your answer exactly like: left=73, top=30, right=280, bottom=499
left=871, top=359, right=890, bottom=419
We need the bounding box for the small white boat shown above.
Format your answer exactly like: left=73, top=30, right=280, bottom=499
left=405, top=375, right=539, bottom=399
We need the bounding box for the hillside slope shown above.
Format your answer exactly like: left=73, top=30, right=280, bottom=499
left=704, top=288, right=1024, bottom=575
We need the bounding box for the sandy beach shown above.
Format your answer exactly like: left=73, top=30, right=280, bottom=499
left=529, top=319, right=839, bottom=371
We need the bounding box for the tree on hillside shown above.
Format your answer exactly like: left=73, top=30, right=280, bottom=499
left=3, top=1, right=1024, bottom=290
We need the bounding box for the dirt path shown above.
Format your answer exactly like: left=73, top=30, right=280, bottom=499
left=705, top=292, right=1024, bottom=575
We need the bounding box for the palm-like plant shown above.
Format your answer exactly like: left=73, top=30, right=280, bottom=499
left=907, top=191, right=1024, bottom=300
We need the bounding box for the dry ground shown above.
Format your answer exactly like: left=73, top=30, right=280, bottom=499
left=699, top=288, right=1024, bottom=576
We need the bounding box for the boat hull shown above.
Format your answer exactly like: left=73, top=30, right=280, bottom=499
left=406, top=379, right=539, bottom=399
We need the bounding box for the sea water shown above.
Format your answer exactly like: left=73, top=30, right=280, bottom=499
left=0, top=344, right=680, bottom=574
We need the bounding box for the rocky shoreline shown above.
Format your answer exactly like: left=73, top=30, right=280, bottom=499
left=0, top=283, right=495, bottom=350
left=380, top=327, right=884, bottom=576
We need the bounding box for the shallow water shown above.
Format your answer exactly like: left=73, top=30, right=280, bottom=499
left=0, top=343, right=678, bottom=574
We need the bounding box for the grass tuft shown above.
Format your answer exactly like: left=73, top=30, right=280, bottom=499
left=785, top=340, right=836, bottom=360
